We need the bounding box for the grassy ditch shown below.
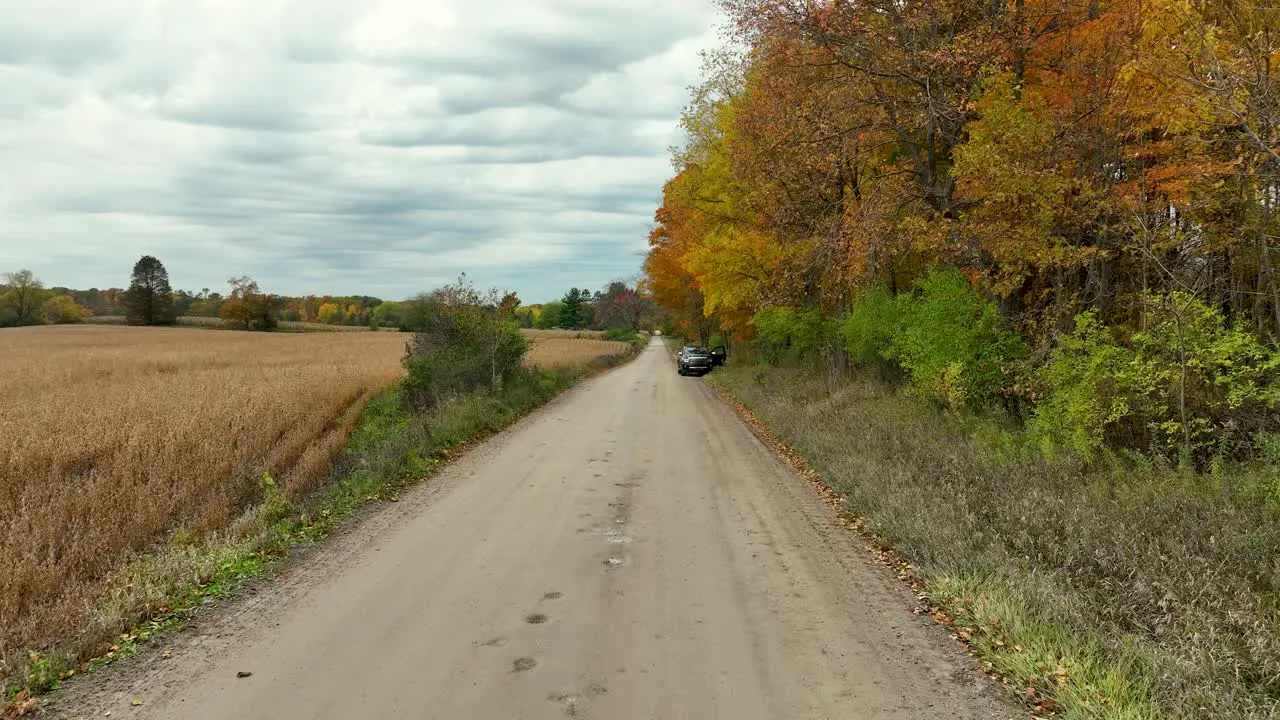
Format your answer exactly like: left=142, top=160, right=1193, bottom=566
left=712, top=364, right=1280, bottom=719
left=2, top=353, right=636, bottom=714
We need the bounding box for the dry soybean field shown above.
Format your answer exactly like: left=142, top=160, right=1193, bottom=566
left=522, top=331, right=633, bottom=369
left=0, top=325, right=407, bottom=668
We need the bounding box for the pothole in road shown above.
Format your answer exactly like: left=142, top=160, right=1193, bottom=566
left=525, top=613, right=549, bottom=625
left=512, top=657, right=538, bottom=673
left=603, top=557, right=627, bottom=569
left=543, top=591, right=564, bottom=600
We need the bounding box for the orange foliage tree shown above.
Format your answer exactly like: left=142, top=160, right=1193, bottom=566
left=644, top=0, right=1280, bottom=347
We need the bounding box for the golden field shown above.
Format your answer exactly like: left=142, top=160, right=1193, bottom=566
left=0, top=326, right=408, bottom=667
left=85, top=315, right=379, bottom=332
left=520, top=328, right=605, bottom=340
left=0, top=324, right=633, bottom=671
left=523, top=337, right=633, bottom=369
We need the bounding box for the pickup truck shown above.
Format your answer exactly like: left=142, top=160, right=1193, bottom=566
left=676, top=346, right=714, bottom=376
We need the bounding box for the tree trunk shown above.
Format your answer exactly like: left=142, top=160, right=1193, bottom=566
left=1172, top=302, right=1193, bottom=461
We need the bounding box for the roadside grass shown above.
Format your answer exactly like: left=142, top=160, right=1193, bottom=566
left=712, top=364, right=1280, bottom=719
left=2, top=347, right=641, bottom=714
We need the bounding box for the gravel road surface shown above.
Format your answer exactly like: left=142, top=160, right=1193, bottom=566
left=49, top=338, right=1015, bottom=720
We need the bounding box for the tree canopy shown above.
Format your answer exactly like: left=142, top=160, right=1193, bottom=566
left=645, top=0, right=1280, bottom=346
left=125, top=255, right=176, bottom=326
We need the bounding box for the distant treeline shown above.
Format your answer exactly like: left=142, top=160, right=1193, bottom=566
left=2, top=259, right=664, bottom=334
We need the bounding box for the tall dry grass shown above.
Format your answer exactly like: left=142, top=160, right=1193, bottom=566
left=0, top=326, right=406, bottom=670
left=715, top=364, right=1280, bottom=717
left=523, top=338, right=632, bottom=369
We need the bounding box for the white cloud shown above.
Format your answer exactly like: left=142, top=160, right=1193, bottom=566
left=0, top=0, right=721, bottom=301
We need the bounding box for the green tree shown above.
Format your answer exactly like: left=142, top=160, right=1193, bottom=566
left=124, top=255, right=176, bottom=326
left=371, top=301, right=404, bottom=330
left=1, top=269, right=48, bottom=326
left=560, top=288, right=587, bottom=329
left=536, top=301, right=564, bottom=329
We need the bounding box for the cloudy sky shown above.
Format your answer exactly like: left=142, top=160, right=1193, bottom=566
left=0, top=0, right=721, bottom=302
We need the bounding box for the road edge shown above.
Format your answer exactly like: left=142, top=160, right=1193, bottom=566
left=701, top=375, right=1032, bottom=717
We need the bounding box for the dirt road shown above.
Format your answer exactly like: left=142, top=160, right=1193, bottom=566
left=52, top=338, right=1014, bottom=719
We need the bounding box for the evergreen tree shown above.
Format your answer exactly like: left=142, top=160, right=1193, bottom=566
left=560, top=287, right=586, bottom=329
left=124, top=255, right=176, bottom=326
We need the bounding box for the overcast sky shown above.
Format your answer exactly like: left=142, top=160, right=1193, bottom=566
left=0, top=1, right=720, bottom=302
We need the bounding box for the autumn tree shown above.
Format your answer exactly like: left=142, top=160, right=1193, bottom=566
left=124, top=255, right=177, bottom=326
left=643, top=198, right=717, bottom=343
left=595, top=281, right=648, bottom=331
left=346, top=303, right=364, bottom=325
left=0, top=269, right=47, bottom=326
left=513, top=305, right=538, bottom=328
left=41, top=295, right=87, bottom=324
left=219, top=276, right=277, bottom=331
left=497, top=292, right=521, bottom=319
left=317, top=303, right=342, bottom=324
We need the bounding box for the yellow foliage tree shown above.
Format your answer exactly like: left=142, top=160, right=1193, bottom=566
left=317, top=303, right=342, bottom=324
left=41, top=294, right=87, bottom=324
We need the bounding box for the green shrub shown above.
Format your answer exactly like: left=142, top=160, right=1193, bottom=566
left=886, top=270, right=1027, bottom=409
left=402, top=279, right=528, bottom=410
left=1033, top=294, right=1280, bottom=462
left=840, top=284, right=900, bottom=369
left=601, top=328, right=651, bottom=353
left=602, top=328, right=636, bottom=342
left=1028, top=310, right=1145, bottom=458
left=752, top=306, right=837, bottom=365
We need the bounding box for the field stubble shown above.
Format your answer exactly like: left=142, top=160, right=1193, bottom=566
left=0, top=326, right=408, bottom=673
